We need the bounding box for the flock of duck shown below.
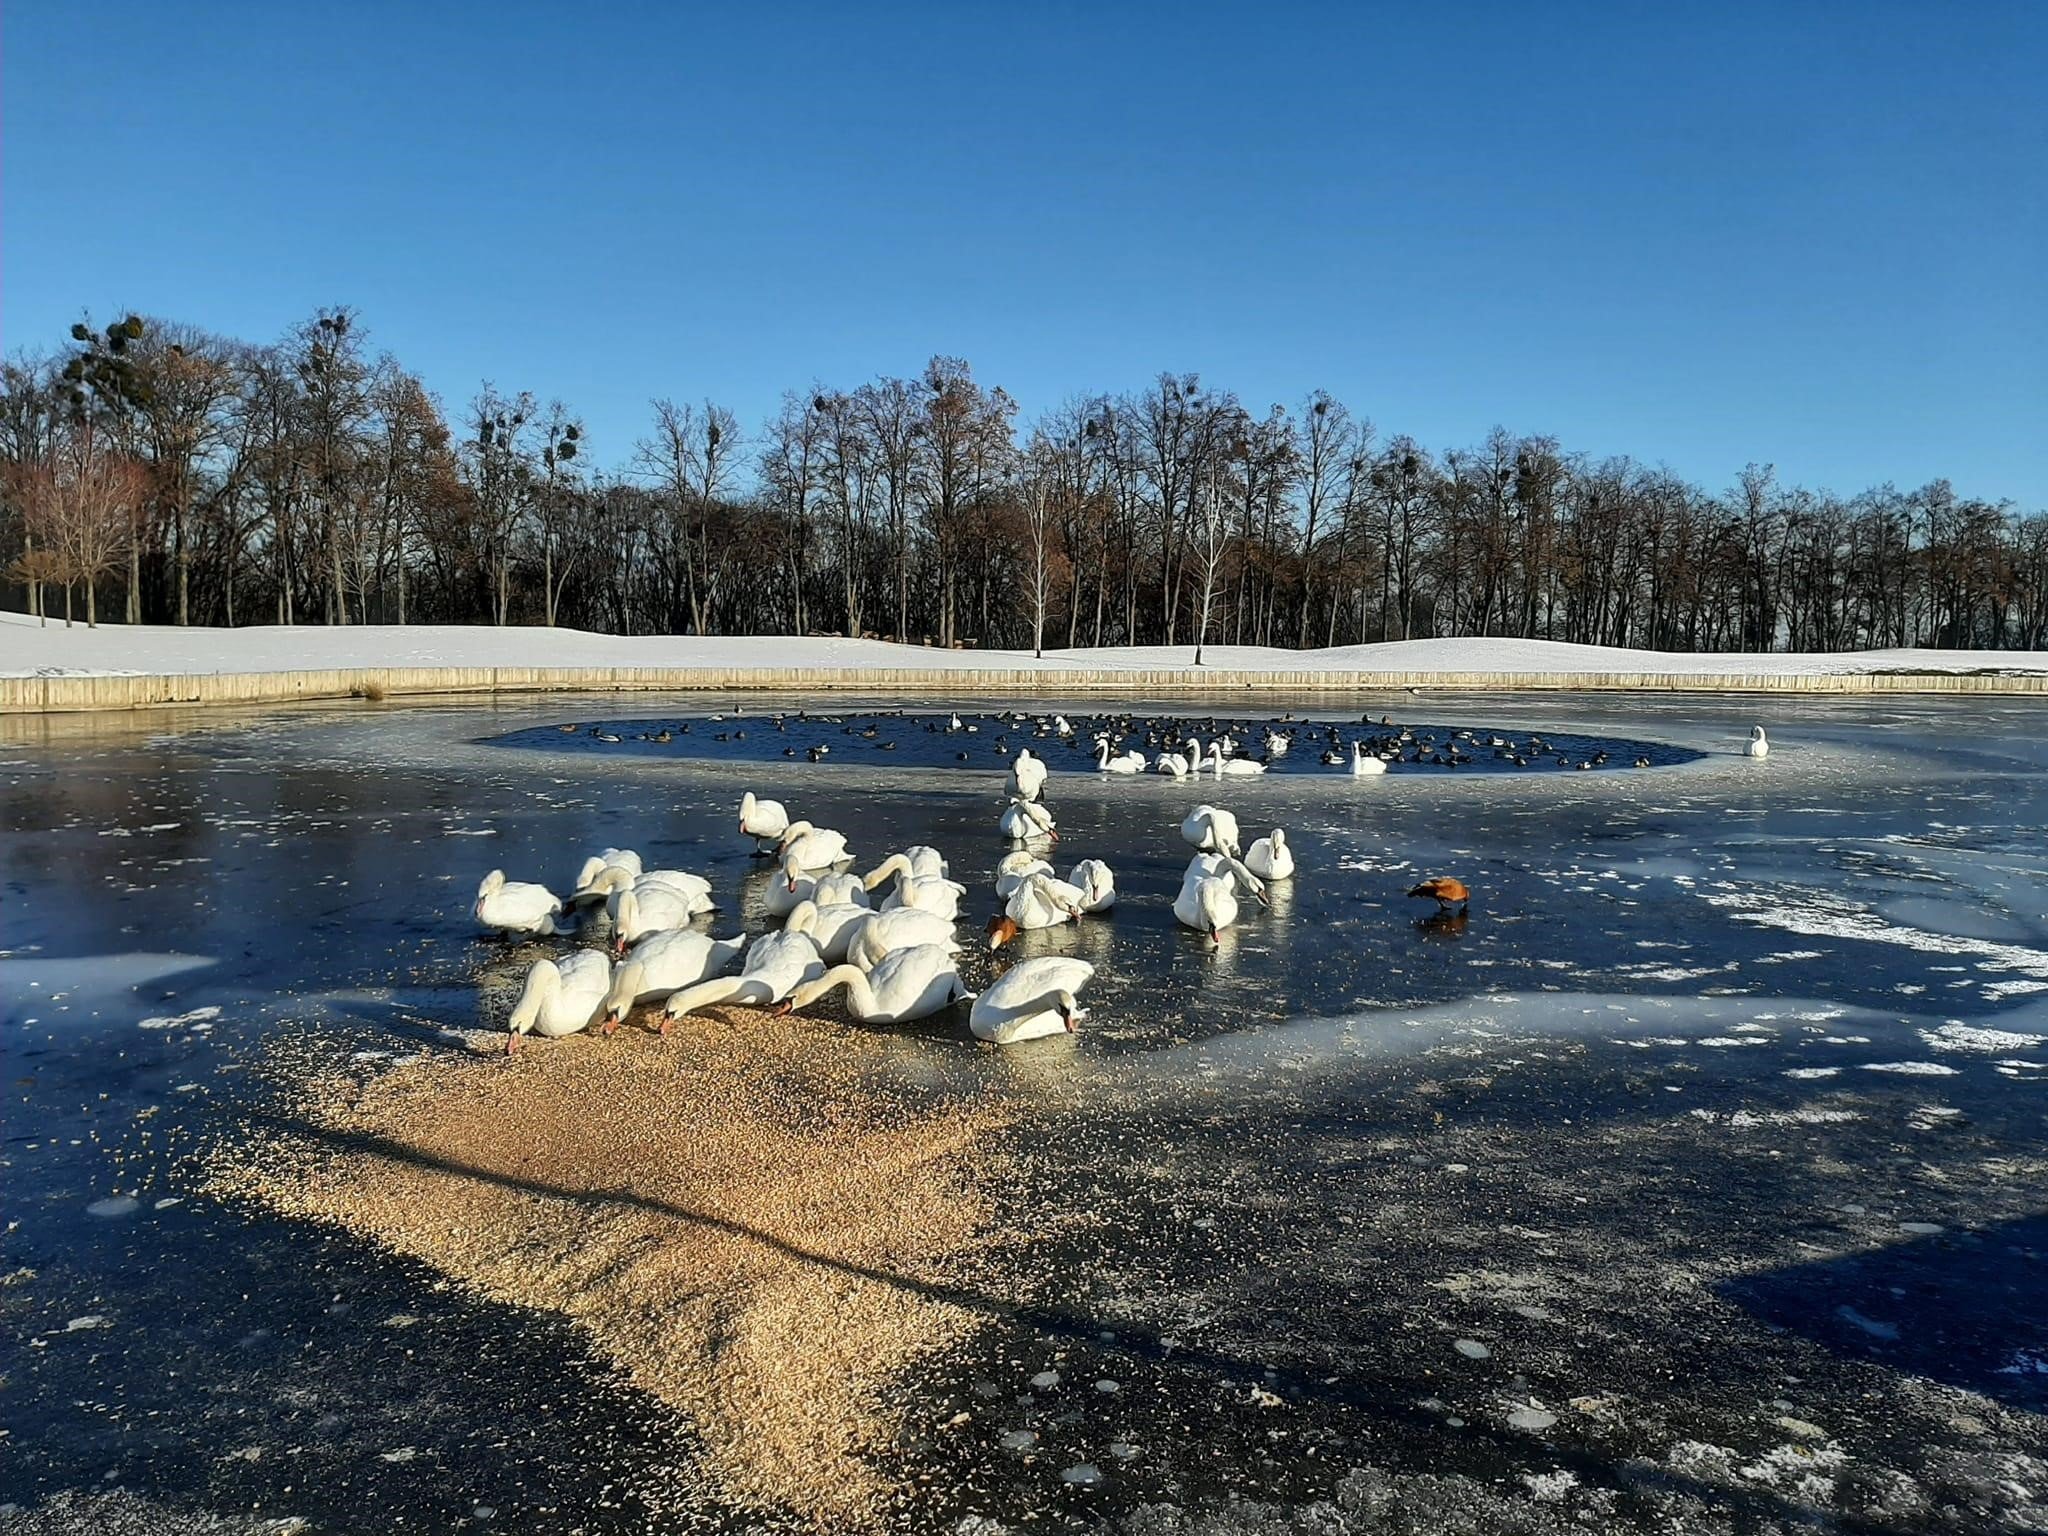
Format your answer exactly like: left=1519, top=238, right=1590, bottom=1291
left=474, top=714, right=1771, bottom=1055
left=545, top=706, right=1762, bottom=778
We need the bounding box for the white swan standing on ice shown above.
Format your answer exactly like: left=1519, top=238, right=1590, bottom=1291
left=600, top=929, right=746, bottom=1031
left=777, top=821, right=851, bottom=871
left=764, top=867, right=867, bottom=918
left=1174, top=862, right=1247, bottom=943
left=1000, top=797, right=1058, bottom=843
left=1350, top=741, right=1388, bottom=776
left=505, top=949, right=612, bottom=1053
left=1067, top=858, right=1116, bottom=912
left=661, top=906, right=827, bottom=1026
left=1181, top=804, right=1242, bottom=857
left=739, top=791, right=790, bottom=849
left=474, top=871, right=568, bottom=936
left=777, top=943, right=969, bottom=1024
left=864, top=852, right=967, bottom=919
left=1747, top=726, right=1770, bottom=759
left=1095, top=739, right=1145, bottom=774
left=1244, top=828, right=1295, bottom=881
left=969, top=956, right=1094, bottom=1044
left=864, top=846, right=949, bottom=883
left=1008, top=747, right=1048, bottom=804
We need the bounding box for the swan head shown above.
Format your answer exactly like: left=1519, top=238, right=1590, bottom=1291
left=984, top=915, right=1021, bottom=951
left=505, top=959, right=557, bottom=1051
left=1053, top=989, right=1084, bottom=1033
left=779, top=852, right=805, bottom=893
left=601, top=960, right=641, bottom=1031
left=611, top=890, right=637, bottom=957
left=478, top=869, right=507, bottom=901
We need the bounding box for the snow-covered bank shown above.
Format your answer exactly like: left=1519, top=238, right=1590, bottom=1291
left=1, top=610, right=2042, bottom=711
left=4, top=611, right=2042, bottom=680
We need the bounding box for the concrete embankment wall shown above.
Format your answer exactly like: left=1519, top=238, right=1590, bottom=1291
left=4, top=664, right=2047, bottom=713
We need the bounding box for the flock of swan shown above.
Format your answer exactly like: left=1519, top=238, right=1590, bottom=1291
left=475, top=715, right=1773, bottom=1055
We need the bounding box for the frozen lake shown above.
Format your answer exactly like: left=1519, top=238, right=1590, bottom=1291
left=2, top=690, right=2045, bottom=1533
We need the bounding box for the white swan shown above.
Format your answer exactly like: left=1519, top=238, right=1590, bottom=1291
left=1212, top=745, right=1267, bottom=777
left=763, top=867, right=868, bottom=918
left=608, top=881, right=712, bottom=954
left=661, top=907, right=826, bottom=1025
left=994, top=851, right=1055, bottom=899
left=1094, top=739, right=1144, bottom=774
left=969, top=956, right=1093, bottom=1044
left=1244, top=828, right=1295, bottom=881
left=1174, top=870, right=1242, bottom=942
left=1153, top=748, right=1190, bottom=779
left=986, top=870, right=1087, bottom=948
left=1263, top=731, right=1289, bottom=759
left=1007, top=747, right=1048, bottom=804
left=777, top=821, right=851, bottom=871
left=1053, top=714, right=1074, bottom=737
left=1067, top=858, right=1116, bottom=912
left=600, top=929, right=747, bottom=1031
left=794, top=898, right=877, bottom=963
left=739, top=791, right=790, bottom=848
left=637, top=868, right=718, bottom=909
left=1184, top=850, right=1267, bottom=901
left=778, top=943, right=969, bottom=1024
left=845, top=907, right=962, bottom=971
left=875, top=867, right=968, bottom=922
left=999, top=797, right=1058, bottom=843
left=573, top=847, right=641, bottom=889
left=505, top=949, right=612, bottom=1053
left=864, top=846, right=949, bottom=884
left=1350, top=741, right=1388, bottom=776
left=474, top=870, right=567, bottom=936
left=1181, top=804, right=1242, bottom=857
left=1747, top=726, right=1770, bottom=759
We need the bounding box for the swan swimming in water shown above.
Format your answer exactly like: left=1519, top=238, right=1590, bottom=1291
left=505, top=949, right=612, bottom=1053
left=600, top=929, right=746, bottom=1031
left=1350, top=741, right=1388, bottom=776
left=739, top=791, right=790, bottom=849
left=1095, top=739, right=1145, bottom=774
left=474, top=870, right=568, bottom=936
left=776, top=943, right=969, bottom=1024
left=1747, top=726, right=1770, bottom=759
left=1154, top=746, right=1190, bottom=779
left=1244, top=828, right=1294, bottom=881
left=969, top=956, right=1093, bottom=1044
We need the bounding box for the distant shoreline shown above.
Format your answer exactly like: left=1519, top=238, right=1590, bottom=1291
left=4, top=614, right=2045, bottom=712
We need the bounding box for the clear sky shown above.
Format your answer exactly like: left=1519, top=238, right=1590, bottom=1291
left=5, top=1, right=2044, bottom=503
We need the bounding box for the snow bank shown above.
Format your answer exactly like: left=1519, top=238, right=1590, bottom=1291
left=3, top=609, right=2039, bottom=682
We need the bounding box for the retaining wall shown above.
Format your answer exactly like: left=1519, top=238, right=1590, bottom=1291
left=3, top=663, right=2046, bottom=713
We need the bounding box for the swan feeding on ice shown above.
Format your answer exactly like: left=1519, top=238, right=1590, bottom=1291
left=969, top=956, right=1093, bottom=1044
left=504, top=949, right=611, bottom=1053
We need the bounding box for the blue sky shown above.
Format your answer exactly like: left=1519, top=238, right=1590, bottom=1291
left=5, top=1, right=2044, bottom=502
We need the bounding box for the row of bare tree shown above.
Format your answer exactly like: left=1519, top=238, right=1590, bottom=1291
left=5, top=310, right=2044, bottom=652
